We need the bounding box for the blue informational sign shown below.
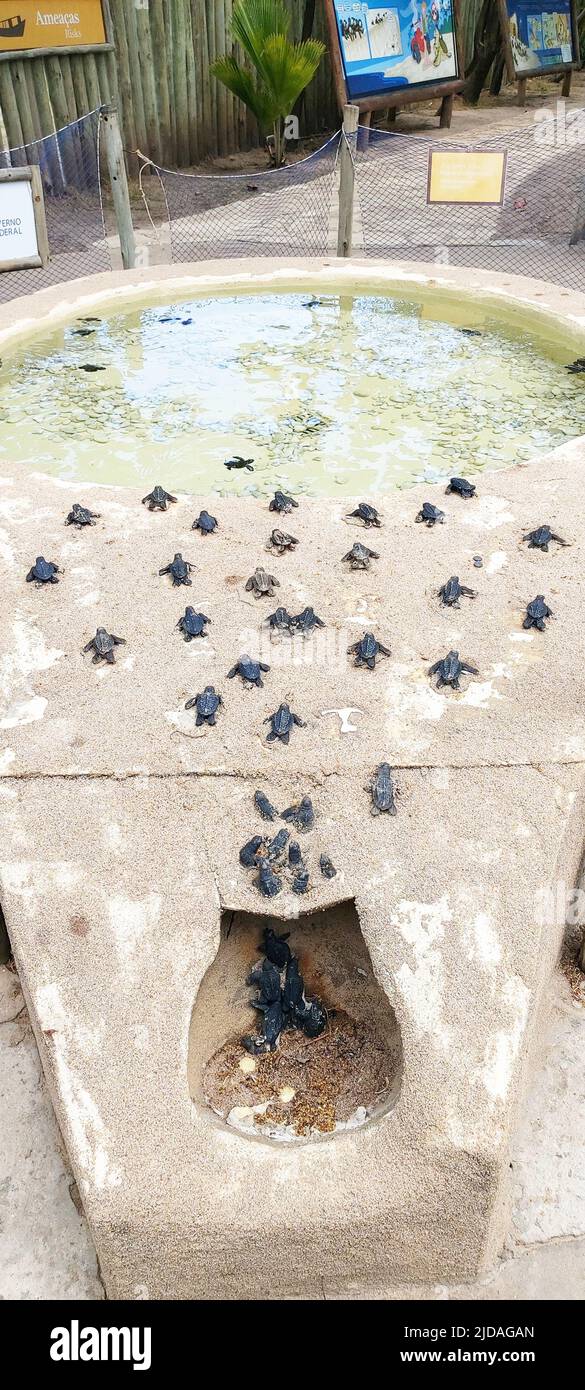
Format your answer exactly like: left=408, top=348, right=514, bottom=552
left=333, top=1, right=458, bottom=99
left=506, top=1, right=575, bottom=73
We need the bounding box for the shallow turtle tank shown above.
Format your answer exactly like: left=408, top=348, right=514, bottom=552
left=1, top=289, right=584, bottom=495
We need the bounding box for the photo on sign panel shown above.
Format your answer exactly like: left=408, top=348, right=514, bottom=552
left=333, top=0, right=458, bottom=99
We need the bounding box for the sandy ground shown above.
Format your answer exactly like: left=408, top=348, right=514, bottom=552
left=1, top=954, right=583, bottom=1300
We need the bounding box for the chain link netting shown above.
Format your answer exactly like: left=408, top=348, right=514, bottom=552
left=152, top=133, right=341, bottom=262
left=352, top=123, right=585, bottom=291
left=0, top=110, right=110, bottom=305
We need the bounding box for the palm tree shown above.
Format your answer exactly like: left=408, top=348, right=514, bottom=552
left=210, top=0, right=325, bottom=166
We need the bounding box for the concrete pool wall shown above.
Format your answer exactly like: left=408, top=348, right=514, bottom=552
left=1, top=258, right=585, bottom=1298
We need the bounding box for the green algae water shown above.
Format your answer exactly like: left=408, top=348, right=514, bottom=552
left=1, top=291, right=584, bottom=497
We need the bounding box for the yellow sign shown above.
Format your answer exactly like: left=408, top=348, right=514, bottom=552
left=427, top=151, right=507, bottom=206
left=0, top=1, right=107, bottom=53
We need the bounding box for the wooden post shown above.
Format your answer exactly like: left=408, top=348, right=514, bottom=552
left=562, top=69, right=572, bottom=98
left=517, top=77, right=527, bottom=108
left=439, top=93, right=454, bottom=128
left=337, top=103, right=358, bottom=259
left=101, top=103, right=135, bottom=269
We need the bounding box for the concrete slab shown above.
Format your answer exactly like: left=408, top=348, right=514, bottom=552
left=1, top=259, right=585, bottom=1298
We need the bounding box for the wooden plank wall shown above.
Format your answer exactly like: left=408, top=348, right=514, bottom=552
left=0, top=1, right=339, bottom=167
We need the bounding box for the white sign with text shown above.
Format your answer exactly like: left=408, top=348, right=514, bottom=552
left=0, top=178, right=40, bottom=267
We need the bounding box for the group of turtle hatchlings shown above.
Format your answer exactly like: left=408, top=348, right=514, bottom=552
left=25, top=476, right=564, bottom=894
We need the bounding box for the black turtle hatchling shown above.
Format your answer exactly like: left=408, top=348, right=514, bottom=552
left=294, top=607, right=325, bottom=632
left=142, top=485, right=177, bottom=511
left=247, top=958, right=281, bottom=1004
left=367, top=763, right=397, bottom=816
left=269, top=491, right=298, bottom=514
left=254, top=790, right=278, bottom=821
left=342, top=542, right=379, bottom=570
left=83, top=627, right=126, bottom=665
left=240, top=835, right=267, bottom=868
left=320, top=854, right=337, bottom=879
left=185, top=685, right=223, bottom=726
left=268, top=529, right=299, bottom=555
left=227, top=654, right=270, bottom=688
left=261, top=927, right=291, bottom=968
left=429, top=650, right=479, bottom=690
left=264, top=703, right=306, bottom=745
left=292, top=866, right=309, bottom=894
left=523, top=595, right=553, bottom=631
left=265, top=829, right=290, bottom=863
left=438, top=576, right=477, bottom=608
left=255, top=863, right=283, bottom=899
left=26, top=556, right=62, bottom=586
left=348, top=632, right=391, bottom=670
left=65, top=503, right=100, bottom=527
left=346, top=502, right=382, bottom=528
left=159, top=553, right=195, bottom=586
left=225, top=455, right=254, bottom=471
left=192, top=510, right=218, bottom=534
left=267, top=606, right=296, bottom=632
left=445, top=477, right=476, bottom=498
left=281, top=796, right=315, bottom=832
left=245, top=567, right=279, bottom=598
left=416, top=502, right=445, bottom=526
left=522, top=525, right=568, bottom=551
left=176, top=607, right=210, bottom=640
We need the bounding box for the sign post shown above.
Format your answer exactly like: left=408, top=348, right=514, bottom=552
left=496, top=0, right=580, bottom=105
left=0, top=165, right=48, bottom=272
left=323, top=0, right=464, bottom=128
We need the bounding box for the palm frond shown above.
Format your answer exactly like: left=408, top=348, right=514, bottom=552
left=231, top=0, right=290, bottom=71
left=209, top=56, right=273, bottom=127
left=260, top=35, right=326, bottom=115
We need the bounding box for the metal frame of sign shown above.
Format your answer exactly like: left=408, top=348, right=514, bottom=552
left=0, top=165, right=49, bottom=271
left=323, top=0, right=465, bottom=127
left=0, top=0, right=113, bottom=61
left=496, top=0, right=580, bottom=104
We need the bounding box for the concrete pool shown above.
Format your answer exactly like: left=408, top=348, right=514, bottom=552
left=1, top=258, right=585, bottom=1299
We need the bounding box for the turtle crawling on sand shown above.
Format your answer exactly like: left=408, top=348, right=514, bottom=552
left=264, top=703, right=306, bottom=745
left=268, top=529, right=299, bottom=555
left=522, top=525, right=568, bottom=552
left=83, top=627, right=126, bottom=665
left=176, top=607, right=210, bottom=641
left=65, top=503, right=100, bottom=528
left=26, top=556, right=62, bottom=586
left=142, top=485, right=177, bottom=511
left=416, top=501, right=445, bottom=527
left=267, top=606, right=295, bottom=632
left=348, top=632, right=391, bottom=670
left=159, top=553, right=195, bottom=586
left=367, top=763, right=397, bottom=816
left=342, top=542, right=379, bottom=570
left=185, top=685, right=223, bottom=726
left=227, top=654, right=270, bottom=687
left=281, top=796, right=315, bottom=832
left=523, top=595, right=553, bottom=631
left=445, top=477, right=476, bottom=499
left=246, top=567, right=280, bottom=598
left=294, top=606, right=325, bottom=633
left=269, top=491, right=298, bottom=514
left=438, top=576, right=477, bottom=608
left=347, top=502, right=382, bottom=528
left=254, top=790, right=278, bottom=821
left=429, top=650, right=478, bottom=691
left=192, top=510, right=218, bottom=534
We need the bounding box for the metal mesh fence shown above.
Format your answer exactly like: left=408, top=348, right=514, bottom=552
left=0, top=110, right=110, bottom=305
left=352, top=123, right=585, bottom=292
left=153, top=132, right=341, bottom=262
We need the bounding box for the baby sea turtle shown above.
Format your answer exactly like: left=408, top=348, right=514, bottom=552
left=416, top=501, right=445, bottom=526
left=342, top=541, right=379, bottom=570
left=265, top=829, right=290, bottom=864
left=283, top=956, right=303, bottom=1012
left=176, top=607, right=210, bottom=641
left=445, top=477, right=476, bottom=498
left=255, top=863, right=283, bottom=898
left=264, top=703, right=306, bottom=745
left=185, top=685, right=223, bottom=726
left=348, top=632, right=391, bottom=670
left=267, top=606, right=296, bottom=632
left=523, top=595, right=553, bottom=631
left=268, top=529, right=298, bottom=555
left=254, top=790, right=278, bottom=822
left=227, top=654, right=270, bottom=688
left=248, top=958, right=281, bottom=1003
left=289, top=840, right=302, bottom=867
left=225, top=455, right=254, bottom=471
left=566, top=357, right=585, bottom=374
left=269, top=491, right=298, bottom=514
left=65, top=503, right=100, bottom=528
left=293, top=996, right=327, bottom=1038
left=292, top=866, right=310, bottom=895
left=142, top=485, right=177, bottom=511
left=240, top=835, right=266, bottom=868
left=367, top=763, right=397, bottom=816
left=83, top=627, right=126, bottom=665
left=347, top=502, right=382, bottom=528
left=159, top=553, right=195, bottom=586
left=262, top=927, right=291, bottom=967
left=522, top=525, right=568, bottom=552
left=294, top=606, right=325, bottom=632
left=281, top=796, right=315, bottom=832
left=438, top=576, right=477, bottom=608
left=26, top=556, right=61, bottom=586
left=320, top=854, right=337, bottom=879
left=246, top=567, right=279, bottom=598
left=78, top=363, right=105, bottom=373
left=192, top=510, right=218, bottom=534
left=429, top=650, right=479, bottom=690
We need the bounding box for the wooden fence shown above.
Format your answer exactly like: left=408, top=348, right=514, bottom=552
left=0, top=0, right=338, bottom=167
